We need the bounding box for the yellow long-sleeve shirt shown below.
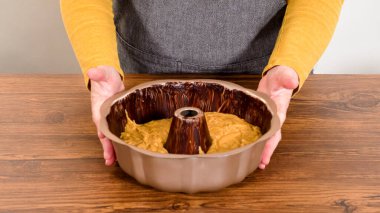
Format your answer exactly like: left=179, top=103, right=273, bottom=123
left=61, top=0, right=343, bottom=91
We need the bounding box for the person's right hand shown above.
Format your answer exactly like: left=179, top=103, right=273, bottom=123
left=87, top=66, right=125, bottom=166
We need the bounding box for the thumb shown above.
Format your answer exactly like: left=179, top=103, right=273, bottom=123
left=279, top=69, right=299, bottom=90
left=268, top=68, right=299, bottom=92
left=87, top=67, right=108, bottom=83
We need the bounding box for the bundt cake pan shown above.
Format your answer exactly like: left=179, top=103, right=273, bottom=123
left=99, top=79, right=280, bottom=193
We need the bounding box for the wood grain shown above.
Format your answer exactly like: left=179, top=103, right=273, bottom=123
left=0, top=74, right=379, bottom=212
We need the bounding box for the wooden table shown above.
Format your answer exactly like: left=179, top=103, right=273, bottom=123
left=0, top=74, right=379, bottom=212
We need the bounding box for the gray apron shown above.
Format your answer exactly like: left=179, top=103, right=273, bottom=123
left=113, top=0, right=286, bottom=74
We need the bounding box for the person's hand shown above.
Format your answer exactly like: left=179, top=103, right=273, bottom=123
left=257, top=65, right=299, bottom=169
left=87, top=66, right=125, bottom=166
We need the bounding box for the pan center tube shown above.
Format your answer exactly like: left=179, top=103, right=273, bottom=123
left=164, top=107, right=212, bottom=154
left=180, top=109, right=198, bottom=118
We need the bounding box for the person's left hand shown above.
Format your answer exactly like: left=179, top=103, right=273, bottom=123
left=257, top=65, right=299, bottom=169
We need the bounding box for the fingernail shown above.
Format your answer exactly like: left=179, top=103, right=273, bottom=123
left=259, top=163, right=266, bottom=170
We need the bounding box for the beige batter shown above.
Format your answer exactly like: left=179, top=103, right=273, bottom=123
left=120, top=112, right=262, bottom=154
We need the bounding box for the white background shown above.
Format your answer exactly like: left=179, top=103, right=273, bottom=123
left=315, top=0, right=380, bottom=74
left=0, top=0, right=379, bottom=74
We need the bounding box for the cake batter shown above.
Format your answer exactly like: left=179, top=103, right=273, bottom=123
left=121, top=112, right=262, bottom=154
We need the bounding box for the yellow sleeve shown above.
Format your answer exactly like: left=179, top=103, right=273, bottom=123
left=60, top=0, right=123, bottom=88
left=61, top=0, right=343, bottom=91
left=263, top=0, right=344, bottom=91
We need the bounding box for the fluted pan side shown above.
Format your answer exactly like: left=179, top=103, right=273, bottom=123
left=106, top=82, right=272, bottom=140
